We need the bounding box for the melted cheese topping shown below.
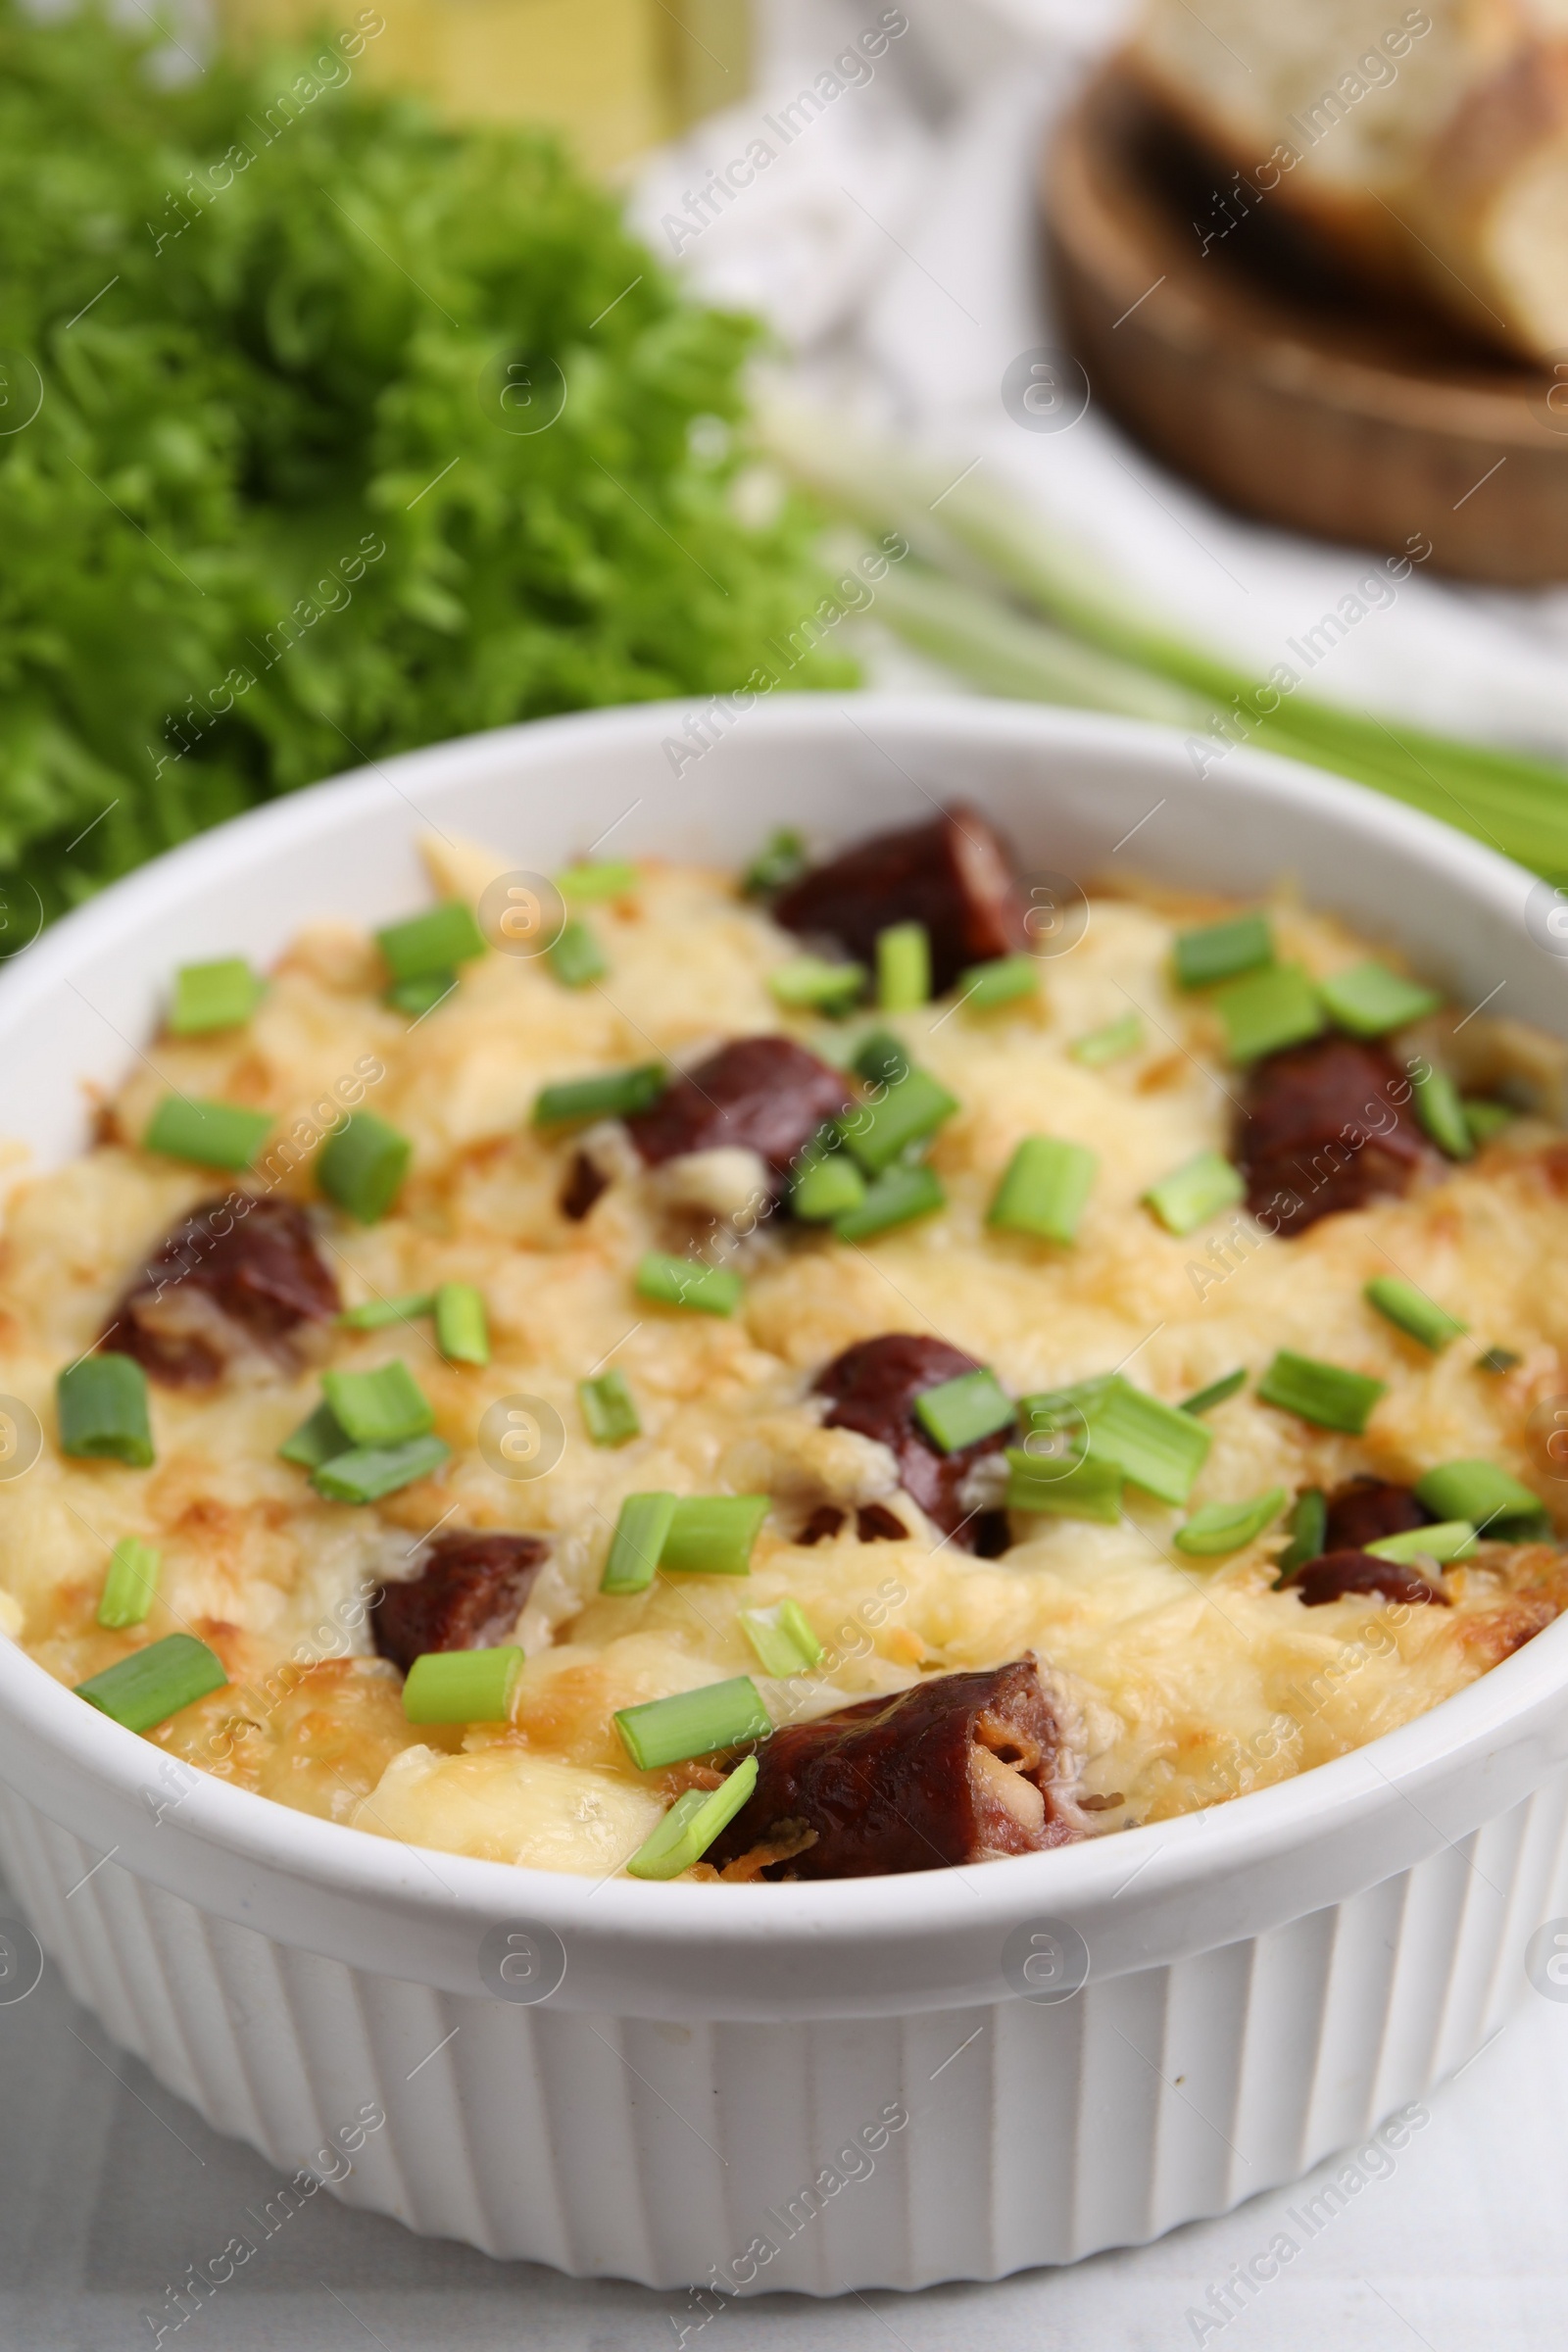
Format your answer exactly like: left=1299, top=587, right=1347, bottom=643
left=4, top=837, right=1567, bottom=1876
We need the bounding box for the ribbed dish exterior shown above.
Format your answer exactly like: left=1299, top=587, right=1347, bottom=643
left=4, top=1767, right=1565, bottom=2291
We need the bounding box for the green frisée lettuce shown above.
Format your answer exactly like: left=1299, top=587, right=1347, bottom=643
left=0, top=2, right=852, bottom=924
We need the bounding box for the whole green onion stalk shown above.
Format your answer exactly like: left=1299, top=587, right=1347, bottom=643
left=764, top=401, right=1568, bottom=876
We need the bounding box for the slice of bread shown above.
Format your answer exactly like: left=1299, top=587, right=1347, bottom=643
left=1126, top=0, right=1568, bottom=360
left=1413, top=38, right=1568, bottom=353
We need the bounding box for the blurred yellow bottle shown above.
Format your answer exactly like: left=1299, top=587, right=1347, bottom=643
left=215, top=0, right=751, bottom=172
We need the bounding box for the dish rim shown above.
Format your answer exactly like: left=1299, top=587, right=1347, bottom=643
left=0, top=690, right=1563, bottom=1978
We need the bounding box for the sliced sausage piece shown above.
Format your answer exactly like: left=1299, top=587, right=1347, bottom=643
left=1322, top=1477, right=1433, bottom=1554
left=559, top=1151, right=610, bottom=1222
left=707, top=1658, right=1079, bottom=1879
left=1281, top=1548, right=1449, bottom=1608
left=370, top=1531, right=550, bottom=1672
left=104, top=1196, right=340, bottom=1388
left=772, top=808, right=1027, bottom=996
left=1236, top=1037, right=1428, bottom=1237
left=815, top=1333, right=1014, bottom=1549
left=971, top=1509, right=1013, bottom=1558
left=624, top=1036, right=851, bottom=1191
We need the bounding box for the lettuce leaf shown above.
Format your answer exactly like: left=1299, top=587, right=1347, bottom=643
left=0, top=2, right=853, bottom=928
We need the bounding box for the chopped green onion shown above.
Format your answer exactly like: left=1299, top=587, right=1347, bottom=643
left=402, top=1644, right=523, bottom=1724
left=635, top=1251, right=743, bottom=1316
left=320, top=1362, right=434, bottom=1447
left=1144, top=1151, right=1245, bottom=1236
left=1412, top=1065, right=1474, bottom=1160
left=613, top=1675, right=772, bottom=1770
left=558, top=860, right=639, bottom=901
left=958, top=954, right=1039, bottom=1011
left=278, top=1399, right=350, bottom=1468
left=876, top=921, right=930, bottom=1011
left=74, top=1632, right=226, bottom=1733
left=1070, top=1011, right=1142, bottom=1066
left=1174, top=1487, right=1287, bottom=1556
left=317, top=1112, right=412, bottom=1225
left=1004, top=1446, right=1122, bottom=1522
left=743, top=828, right=808, bottom=896
left=1274, top=1489, right=1327, bottom=1580
left=839, top=1065, right=959, bottom=1173
left=579, top=1369, right=640, bottom=1446
left=774, top=1597, right=823, bottom=1665
left=434, top=1282, right=489, bottom=1366
left=852, top=1031, right=910, bottom=1087
left=1463, top=1099, right=1514, bottom=1147
left=626, top=1755, right=760, bottom=1880
left=1365, top=1276, right=1469, bottom=1352
left=310, top=1434, right=451, bottom=1503
left=1317, top=961, right=1442, bottom=1038
left=1477, top=1347, right=1520, bottom=1375
left=1412, top=1458, right=1546, bottom=1537
left=601, top=1492, right=678, bottom=1594
left=376, top=901, right=486, bottom=982
left=1214, top=964, right=1324, bottom=1063
left=548, top=917, right=608, bottom=989
left=791, top=1150, right=866, bottom=1223
left=384, top=970, right=455, bottom=1018
left=1081, top=1377, right=1211, bottom=1504
left=832, top=1162, right=945, bottom=1242
left=1365, top=1520, right=1477, bottom=1565
left=338, top=1291, right=435, bottom=1331
left=662, top=1495, right=769, bottom=1576
left=143, top=1096, right=271, bottom=1172
left=913, top=1367, right=1015, bottom=1453
left=1173, top=911, right=1273, bottom=989
left=767, top=955, right=865, bottom=1013
left=1019, top=1376, right=1113, bottom=1430
left=1258, top=1350, right=1387, bottom=1435
left=532, top=1064, right=666, bottom=1128
left=740, top=1598, right=822, bottom=1677
left=987, top=1135, right=1098, bottom=1244
left=169, top=957, right=264, bottom=1035
left=57, top=1354, right=154, bottom=1468
left=96, top=1537, right=161, bottom=1630
left=1179, top=1368, right=1247, bottom=1416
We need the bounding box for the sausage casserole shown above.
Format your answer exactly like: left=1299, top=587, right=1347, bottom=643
left=5, top=808, right=1567, bottom=1881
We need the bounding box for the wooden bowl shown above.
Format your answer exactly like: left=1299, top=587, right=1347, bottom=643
left=1045, top=66, right=1568, bottom=585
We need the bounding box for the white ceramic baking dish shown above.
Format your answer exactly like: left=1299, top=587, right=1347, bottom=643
left=1, top=696, right=1566, bottom=2296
